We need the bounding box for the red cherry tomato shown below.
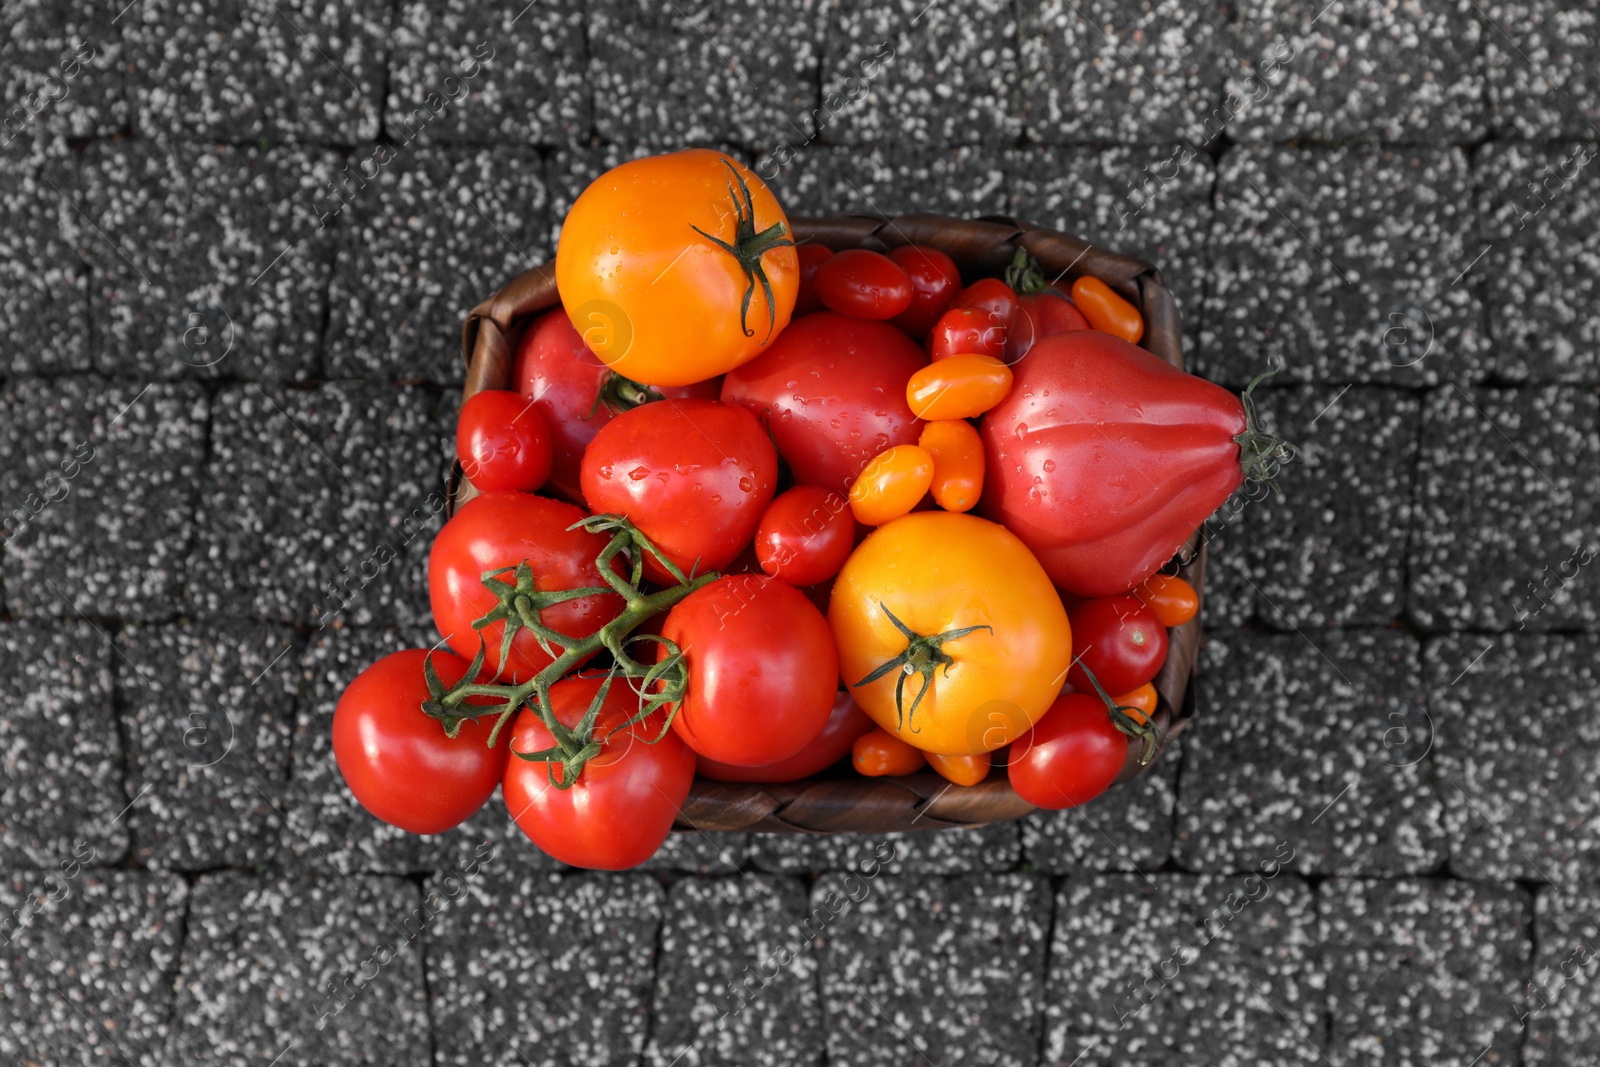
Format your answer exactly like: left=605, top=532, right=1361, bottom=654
left=794, top=243, right=835, bottom=316
left=928, top=306, right=1006, bottom=362
left=1009, top=692, right=1128, bottom=809
left=457, top=389, right=553, bottom=493
left=696, top=691, right=875, bottom=782
left=332, top=649, right=508, bottom=834
left=502, top=674, right=694, bottom=870
left=1066, top=595, right=1170, bottom=695
left=888, top=245, right=963, bottom=338
left=954, top=277, right=1018, bottom=334
left=754, top=485, right=856, bottom=586
left=813, top=248, right=914, bottom=320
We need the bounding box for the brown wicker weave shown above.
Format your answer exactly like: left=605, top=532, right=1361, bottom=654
left=450, top=214, right=1205, bottom=834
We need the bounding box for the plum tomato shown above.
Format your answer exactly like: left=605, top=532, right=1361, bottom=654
left=928, top=306, right=1006, bottom=362
left=1135, top=574, right=1200, bottom=627
left=1008, top=692, right=1127, bottom=810
left=794, top=242, right=836, bottom=316
left=852, top=728, right=927, bottom=776
left=813, top=248, right=914, bottom=320
left=1115, top=681, right=1158, bottom=724
left=696, top=690, right=874, bottom=783
left=754, top=485, right=856, bottom=586
left=906, top=354, right=1013, bottom=420
left=1065, top=595, right=1169, bottom=695
left=1070, top=275, right=1144, bottom=343
left=927, top=750, right=991, bottom=786
left=918, top=419, right=984, bottom=513
left=848, top=444, right=934, bottom=526
left=457, top=389, right=553, bottom=493
left=888, top=245, right=963, bottom=338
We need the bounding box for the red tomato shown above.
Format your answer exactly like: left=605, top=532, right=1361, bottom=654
left=696, top=691, right=874, bottom=782
left=721, top=312, right=928, bottom=494
left=659, top=574, right=838, bottom=766
left=429, top=493, right=625, bottom=682
left=1066, top=595, right=1169, bottom=695
left=928, top=306, right=1006, bottom=362
left=794, top=243, right=835, bottom=316
left=889, top=245, right=962, bottom=338
left=1008, top=692, right=1128, bottom=809
left=754, top=485, right=856, bottom=586
left=954, top=277, right=1018, bottom=343
left=502, top=674, right=694, bottom=870
left=457, top=389, right=553, bottom=493
left=813, top=248, right=914, bottom=320
left=332, top=649, right=508, bottom=834
left=1011, top=287, right=1090, bottom=360
left=581, top=398, right=777, bottom=584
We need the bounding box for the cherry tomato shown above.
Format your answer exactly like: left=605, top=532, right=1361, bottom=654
left=1115, top=682, right=1158, bottom=725
left=581, top=398, right=778, bottom=584
left=429, top=493, right=626, bottom=682
left=794, top=242, right=835, bottom=316
left=333, top=649, right=509, bottom=835
left=928, top=306, right=1006, bottom=362
left=502, top=674, right=694, bottom=870
left=928, top=751, right=991, bottom=786
left=848, top=444, right=934, bottom=526
left=1070, top=275, right=1144, bottom=344
left=1135, top=574, right=1200, bottom=627
left=1009, top=692, right=1127, bottom=809
left=660, top=574, right=839, bottom=766
left=696, top=691, right=874, bottom=782
left=889, top=245, right=962, bottom=338
left=457, top=389, right=553, bottom=493
left=954, top=277, right=1019, bottom=334
left=918, top=419, right=984, bottom=513
left=1066, top=595, right=1169, bottom=695
left=813, top=248, right=914, bottom=320
left=906, top=354, right=1013, bottom=420
left=852, top=728, right=927, bottom=777
left=755, top=485, right=856, bottom=586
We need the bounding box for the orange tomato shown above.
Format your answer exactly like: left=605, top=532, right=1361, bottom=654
left=905, top=354, right=1013, bottom=420
left=1114, top=682, right=1158, bottom=725
left=918, top=419, right=984, bottom=513
left=853, top=728, right=928, bottom=776
left=928, top=751, right=991, bottom=786
left=848, top=444, right=934, bottom=526
left=556, top=149, right=799, bottom=388
left=1070, top=276, right=1143, bottom=344
left=1136, top=574, right=1200, bottom=627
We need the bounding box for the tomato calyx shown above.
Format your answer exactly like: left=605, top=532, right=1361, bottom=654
left=586, top=372, right=667, bottom=421
left=689, top=158, right=795, bottom=342
left=851, top=602, right=992, bottom=734
left=1233, top=358, right=1301, bottom=489
left=1002, top=248, right=1063, bottom=299
left=1075, top=662, right=1160, bottom=766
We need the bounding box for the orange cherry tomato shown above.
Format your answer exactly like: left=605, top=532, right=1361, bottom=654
left=1070, top=276, right=1143, bottom=344
left=905, top=354, right=1013, bottom=420
left=918, top=419, right=984, bottom=513
left=1136, top=574, right=1200, bottom=627
left=848, top=444, right=934, bottom=526
left=928, top=751, right=991, bottom=786
left=853, top=728, right=928, bottom=777
left=1114, top=682, right=1158, bottom=725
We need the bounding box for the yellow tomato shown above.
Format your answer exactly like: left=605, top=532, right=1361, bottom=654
left=848, top=444, right=934, bottom=526
left=905, top=354, right=1012, bottom=420
left=928, top=751, right=991, bottom=786
left=918, top=419, right=984, bottom=512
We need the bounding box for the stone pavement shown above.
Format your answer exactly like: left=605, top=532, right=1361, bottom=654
left=1, top=0, right=1597, bottom=1064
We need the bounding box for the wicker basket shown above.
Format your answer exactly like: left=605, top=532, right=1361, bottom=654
left=449, top=214, right=1204, bottom=834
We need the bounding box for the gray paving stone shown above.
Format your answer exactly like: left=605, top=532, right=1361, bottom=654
left=645, top=875, right=823, bottom=1067
left=387, top=0, right=588, bottom=144
left=190, top=382, right=452, bottom=626
left=1322, top=878, right=1530, bottom=1067
left=0, top=871, right=186, bottom=1066
left=1019, top=0, right=1232, bottom=146
left=427, top=868, right=664, bottom=1066
left=1, top=377, right=207, bottom=620
left=818, top=872, right=1049, bottom=1067
left=1043, top=874, right=1321, bottom=1065
left=1176, top=631, right=1447, bottom=877
left=640, top=829, right=753, bottom=874
left=71, top=139, right=341, bottom=381
left=1432, top=634, right=1600, bottom=884
left=750, top=822, right=1020, bottom=876
left=762, top=143, right=1008, bottom=223
left=1525, top=886, right=1600, bottom=1065
left=0, top=0, right=125, bottom=150
left=167, top=872, right=429, bottom=1066
left=0, top=150, right=88, bottom=375
left=323, top=145, right=549, bottom=381
left=1476, top=140, right=1600, bottom=382
left=1020, top=743, right=1177, bottom=876
left=1409, top=386, right=1600, bottom=632
left=1485, top=0, right=1600, bottom=139
left=125, top=0, right=392, bottom=143
left=1201, top=146, right=1489, bottom=388
left=0, top=623, right=127, bottom=870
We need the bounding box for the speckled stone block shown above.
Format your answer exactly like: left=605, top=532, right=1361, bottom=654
left=1322, top=878, right=1530, bottom=1067
left=1043, top=874, right=1321, bottom=1065
left=1485, top=0, right=1600, bottom=139
left=0, top=0, right=125, bottom=149
left=1225, top=0, right=1487, bottom=143
left=1524, top=886, right=1600, bottom=1064
left=1476, top=140, right=1600, bottom=382
left=72, top=140, right=342, bottom=381
left=0, top=871, right=185, bottom=1065
left=387, top=0, right=588, bottom=144
left=1019, top=0, right=1231, bottom=145
left=762, top=143, right=1008, bottom=222
left=1201, top=146, right=1488, bottom=387
left=1, top=378, right=206, bottom=620
left=1176, top=631, right=1446, bottom=876
left=0, top=150, right=86, bottom=374
left=427, top=869, right=663, bottom=1067
left=640, top=828, right=753, bottom=874
left=167, top=872, right=429, bottom=1065
left=818, top=872, right=1048, bottom=1066
left=1409, top=386, right=1600, bottom=631
left=189, top=382, right=453, bottom=626
left=1020, top=742, right=1177, bottom=875
left=644, top=876, right=823, bottom=1067
left=750, top=822, right=1020, bottom=875
left=125, top=0, right=392, bottom=142
left=323, top=145, right=549, bottom=381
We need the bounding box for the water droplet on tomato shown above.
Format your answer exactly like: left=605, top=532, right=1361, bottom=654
left=628, top=466, right=650, bottom=481
left=1042, top=459, right=1056, bottom=473
left=738, top=477, right=754, bottom=493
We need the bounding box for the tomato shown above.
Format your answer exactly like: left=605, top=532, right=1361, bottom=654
left=1001, top=250, right=1089, bottom=360
left=556, top=149, right=799, bottom=387
left=332, top=649, right=508, bottom=834
left=581, top=398, right=777, bottom=584
left=1008, top=692, right=1127, bottom=809
left=928, top=306, right=1006, bottom=362
left=906, top=355, right=1013, bottom=420
left=1115, top=682, right=1158, bottom=724
left=1135, top=574, right=1200, bottom=627
left=889, top=245, right=962, bottom=338
left=848, top=444, right=934, bottom=526
left=1070, top=275, right=1144, bottom=343
left=429, top=493, right=626, bottom=682
left=512, top=308, right=721, bottom=502
left=954, top=278, right=1018, bottom=333
left=696, top=690, right=874, bottom=782
left=813, top=248, right=914, bottom=320
left=721, top=312, right=928, bottom=494
left=928, top=751, right=990, bottom=786
left=456, top=389, right=552, bottom=494
left=918, top=419, right=984, bottom=513
left=1066, top=595, right=1169, bottom=695
left=794, top=242, right=835, bottom=316
left=852, top=728, right=927, bottom=776
left=755, top=485, right=856, bottom=586
left=502, top=674, right=694, bottom=870
left=660, top=574, right=838, bottom=766
left=830, top=512, right=1073, bottom=756
left=1022, top=287, right=1090, bottom=337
